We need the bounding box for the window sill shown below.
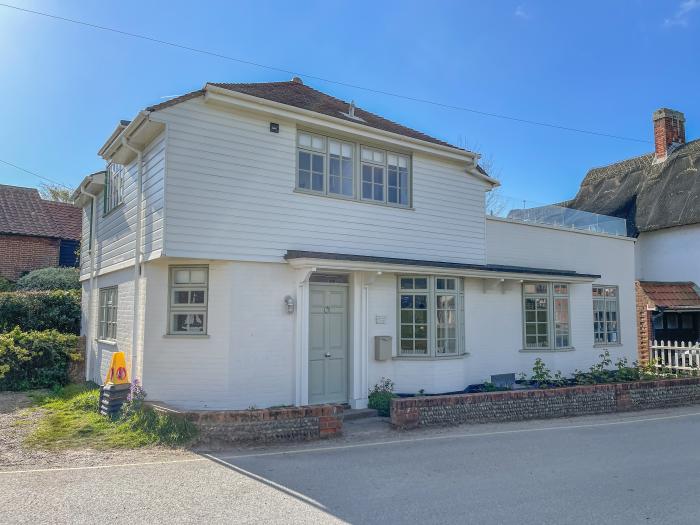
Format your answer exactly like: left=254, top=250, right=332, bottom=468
left=95, top=339, right=117, bottom=346
left=519, top=347, right=576, bottom=353
left=594, top=343, right=622, bottom=348
left=102, top=201, right=124, bottom=218
left=392, top=352, right=470, bottom=361
left=293, top=188, right=414, bottom=211
left=162, top=334, right=210, bottom=339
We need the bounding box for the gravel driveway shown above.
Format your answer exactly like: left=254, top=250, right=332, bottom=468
left=0, top=391, right=194, bottom=471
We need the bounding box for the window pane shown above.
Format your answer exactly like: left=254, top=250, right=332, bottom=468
left=329, top=140, right=340, bottom=155
left=190, top=270, right=206, bottom=284
left=400, top=278, right=414, bottom=289
left=401, top=310, right=413, bottom=323
left=299, top=133, right=311, bottom=147
left=414, top=278, right=428, bottom=289
left=415, top=295, right=428, bottom=309
left=312, top=154, right=324, bottom=173
left=173, top=313, right=205, bottom=333
left=414, top=309, right=427, bottom=324
left=175, top=270, right=190, bottom=284
left=400, top=295, right=413, bottom=308
left=311, top=136, right=324, bottom=150
left=298, top=151, right=311, bottom=170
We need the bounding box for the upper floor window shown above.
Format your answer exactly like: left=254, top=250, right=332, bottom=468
left=296, top=131, right=411, bottom=207
left=592, top=285, right=619, bottom=344
left=522, top=282, right=570, bottom=350
left=361, top=147, right=410, bottom=206
left=104, top=163, right=125, bottom=215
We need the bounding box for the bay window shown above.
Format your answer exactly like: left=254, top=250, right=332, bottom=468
left=523, top=282, right=570, bottom=350
left=398, top=276, right=463, bottom=357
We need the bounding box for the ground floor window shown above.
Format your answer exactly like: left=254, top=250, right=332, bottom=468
left=98, top=286, right=118, bottom=341
left=168, top=266, right=209, bottom=334
left=522, top=282, right=570, bottom=350
left=398, top=276, right=463, bottom=357
left=592, top=285, right=619, bottom=344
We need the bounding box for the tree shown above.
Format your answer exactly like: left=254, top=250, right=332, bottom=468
left=39, top=183, right=73, bottom=203
left=458, top=139, right=508, bottom=217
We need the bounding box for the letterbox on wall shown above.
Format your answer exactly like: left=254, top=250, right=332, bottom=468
left=374, top=336, right=392, bottom=361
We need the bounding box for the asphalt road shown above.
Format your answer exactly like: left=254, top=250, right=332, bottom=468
left=3, top=406, right=700, bottom=524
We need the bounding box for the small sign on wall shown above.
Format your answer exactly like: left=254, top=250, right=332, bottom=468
left=375, top=315, right=386, bottom=324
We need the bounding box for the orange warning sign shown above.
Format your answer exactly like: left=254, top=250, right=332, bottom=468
left=104, top=352, right=130, bottom=385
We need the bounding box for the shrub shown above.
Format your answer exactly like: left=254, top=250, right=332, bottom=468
left=368, top=377, right=396, bottom=417
left=0, top=277, right=14, bottom=292
left=0, top=290, right=81, bottom=334
left=16, top=267, right=80, bottom=291
left=0, top=327, right=81, bottom=391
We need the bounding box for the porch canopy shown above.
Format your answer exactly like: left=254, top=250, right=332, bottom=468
left=638, top=281, right=700, bottom=312
left=284, top=250, right=600, bottom=283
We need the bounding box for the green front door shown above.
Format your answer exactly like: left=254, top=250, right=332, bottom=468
left=309, top=285, right=348, bottom=405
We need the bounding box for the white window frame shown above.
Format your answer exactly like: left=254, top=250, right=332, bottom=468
left=168, top=266, right=209, bottom=335
left=397, top=275, right=464, bottom=358
left=98, top=286, right=118, bottom=341
left=593, top=285, right=620, bottom=345
left=361, top=146, right=411, bottom=207
left=522, top=282, right=571, bottom=350
left=295, top=130, right=412, bottom=208
left=103, top=162, right=125, bottom=215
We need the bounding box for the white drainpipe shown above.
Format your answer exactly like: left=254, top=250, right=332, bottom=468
left=121, top=136, right=145, bottom=382
left=80, top=188, right=98, bottom=382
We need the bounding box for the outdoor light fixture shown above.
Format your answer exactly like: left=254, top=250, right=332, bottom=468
left=284, top=295, right=296, bottom=314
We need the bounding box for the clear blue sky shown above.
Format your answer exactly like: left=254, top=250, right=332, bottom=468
left=0, top=0, right=698, bottom=204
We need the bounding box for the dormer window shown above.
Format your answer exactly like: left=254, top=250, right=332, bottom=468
left=104, top=162, right=125, bottom=215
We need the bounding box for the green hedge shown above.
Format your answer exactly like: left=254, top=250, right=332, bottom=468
left=16, top=267, right=80, bottom=291
left=0, top=328, right=82, bottom=391
left=0, top=290, right=81, bottom=334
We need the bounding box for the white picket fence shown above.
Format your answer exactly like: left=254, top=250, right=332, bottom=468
left=650, top=340, right=700, bottom=373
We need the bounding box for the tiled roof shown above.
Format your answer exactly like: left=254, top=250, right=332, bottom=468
left=638, top=281, right=700, bottom=309
left=0, top=184, right=81, bottom=240
left=147, top=80, right=468, bottom=152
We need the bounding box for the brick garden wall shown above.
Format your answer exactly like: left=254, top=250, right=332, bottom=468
left=0, top=234, right=59, bottom=281
left=176, top=404, right=344, bottom=446
left=391, top=377, right=700, bottom=429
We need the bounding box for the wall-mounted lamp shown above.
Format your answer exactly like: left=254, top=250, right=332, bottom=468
left=284, top=295, right=296, bottom=314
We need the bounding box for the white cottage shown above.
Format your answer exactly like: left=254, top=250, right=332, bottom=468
left=73, top=79, right=637, bottom=410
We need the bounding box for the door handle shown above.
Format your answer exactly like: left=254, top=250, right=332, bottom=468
left=325, top=352, right=331, bottom=358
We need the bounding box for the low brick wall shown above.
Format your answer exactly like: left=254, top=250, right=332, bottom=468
left=391, top=377, right=700, bottom=429
left=173, top=404, right=344, bottom=445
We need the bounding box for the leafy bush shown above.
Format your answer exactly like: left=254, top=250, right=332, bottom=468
left=0, top=327, right=81, bottom=391
left=0, top=277, right=14, bottom=292
left=16, top=267, right=80, bottom=291
left=0, top=290, right=81, bottom=334
left=368, top=377, right=396, bottom=416
left=27, top=383, right=198, bottom=449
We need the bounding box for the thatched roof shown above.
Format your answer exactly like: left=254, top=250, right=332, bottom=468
left=566, top=139, right=700, bottom=235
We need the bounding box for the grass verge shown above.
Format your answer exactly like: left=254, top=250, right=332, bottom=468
left=25, top=383, right=197, bottom=450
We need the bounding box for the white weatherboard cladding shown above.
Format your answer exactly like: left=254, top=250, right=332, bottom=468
left=157, top=99, right=487, bottom=264
left=636, top=224, right=700, bottom=284
left=79, top=131, right=166, bottom=278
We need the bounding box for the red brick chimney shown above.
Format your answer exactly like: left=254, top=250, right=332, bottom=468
left=653, top=108, right=685, bottom=161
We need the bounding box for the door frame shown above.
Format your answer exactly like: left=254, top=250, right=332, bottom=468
left=308, top=280, right=350, bottom=405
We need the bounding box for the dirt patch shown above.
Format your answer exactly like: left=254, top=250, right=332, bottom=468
left=0, top=391, right=195, bottom=471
